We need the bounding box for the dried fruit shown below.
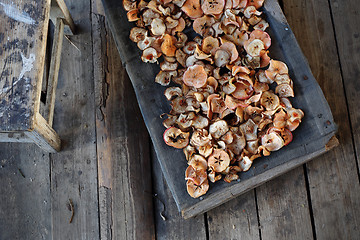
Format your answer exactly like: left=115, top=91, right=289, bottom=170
left=124, top=0, right=304, bottom=198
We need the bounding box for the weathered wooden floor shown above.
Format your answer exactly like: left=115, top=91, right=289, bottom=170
left=0, top=0, right=359, bottom=239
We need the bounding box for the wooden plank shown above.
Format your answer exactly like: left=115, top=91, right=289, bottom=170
left=207, top=190, right=261, bottom=240
left=53, top=0, right=76, bottom=34
left=47, top=18, right=65, bottom=127
left=257, top=168, right=314, bottom=240
left=27, top=112, right=61, bottom=152
left=0, top=0, right=51, bottom=131
left=0, top=143, right=51, bottom=239
left=329, top=0, right=360, bottom=173
left=283, top=0, right=360, bottom=239
left=151, top=145, right=207, bottom=240
left=102, top=0, right=337, bottom=219
left=0, top=131, right=32, bottom=142
left=91, top=11, right=155, bottom=239
left=49, top=0, right=100, bottom=238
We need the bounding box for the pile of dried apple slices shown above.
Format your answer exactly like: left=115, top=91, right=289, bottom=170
left=125, top=0, right=304, bottom=198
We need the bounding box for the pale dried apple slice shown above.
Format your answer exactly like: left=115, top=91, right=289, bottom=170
left=190, top=129, right=212, bottom=147
left=260, top=91, right=280, bottom=110
left=129, top=27, right=147, bottom=43
left=193, top=15, right=216, bottom=36
left=247, top=0, right=265, bottom=9
left=185, top=166, right=207, bottom=187
left=202, top=36, right=220, bottom=54
left=183, top=65, right=208, bottom=88
left=232, top=81, right=254, bottom=100
left=261, top=132, right=284, bottom=151
left=240, top=119, right=257, bottom=141
left=150, top=18, right=166, bottom=36
left=265, top=60, right=289, bottom=80
left=209, top=120, right=229, bottom=139
left=239, top=156, right=252, bottom=171
left=141, top=47, right=159, bottom=63
left=188, top=154, right=208, bottom=170
left=164, top=87, right=182, bottom=101
left=208, top=149, right=231, bottom=172
left=186, top=179, right=209, bottom=198
left=275, top=84, right=294, bottom=98
left=201, top=0, right=225, bottom=15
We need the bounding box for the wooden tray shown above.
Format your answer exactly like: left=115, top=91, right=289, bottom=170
left=101, top=0, right=337, bottom=219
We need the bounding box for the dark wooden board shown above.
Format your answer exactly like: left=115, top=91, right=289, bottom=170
left=329, top=0, right=360, bottom=173
left=151, top=145, right=207, bottom=240
left=92, top=11, right=156, bottom=240
left=282, top=0, right=360, bottom=238
left=102, top=0, right=337, bottom=218
left=0, top=0, right=50, bottom=131
left=49, top=0, right=100, bottom=239
left=0, top=143, right=51, bottom=240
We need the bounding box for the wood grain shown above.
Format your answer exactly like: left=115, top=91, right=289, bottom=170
left=102, top=0, right=337, bottom=219
left=329, top=0, right=360, bottom=174
left=257, top=168, right=313, bottom=240
left=92, top=12, right=156, bottom=240
left=0, top=0, right=51, bottom=131
left=283, top=0, right=360, bottom=238
left=49, top=0, right=100, bottom=239
left=0, top=144, right=51, bottom=239
left=151, top=146, right=207, bottom=240
left=207, top=191, right=261, bottom=240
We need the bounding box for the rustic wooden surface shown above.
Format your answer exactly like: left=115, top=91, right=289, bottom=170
left=0, top=0, right=359, bottom=239
left=0, top=0, right=50, bottom=131
left=102, top=0, right=337, bottom=219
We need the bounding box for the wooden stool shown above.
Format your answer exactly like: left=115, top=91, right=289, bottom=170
left=0, top=0, right=75, bottom=152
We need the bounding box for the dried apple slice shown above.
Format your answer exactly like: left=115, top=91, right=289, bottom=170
left=186, top=179, right=209, bottom=198
left=164, top=87, right=182, bottom=100
left=185, top=165, right=208, bottom=185
left=193, top=16, right=216, bottom=36
left=268, top=127, right=293, bottom=146
left=190, top=129, right=212, bottom=147
left=273, top=109, right=287, bottom=129
left=202, top=36, right=220, bottom=54
left=163, top=127, right=190, bottom=149
left=201, top=0, right=225, bottom=15
left=265, top=60, right=288, bottom=80
left=209, top=120, right=229, bottom=139
left=161, top=34, right=177, bottom=57
left=240, top=119, right=257, bottom=141
left=244, top=39, right=265, bottom=57
left=239, top=156, right=252, bottom=171
left=192, top=115, right=209, bottom=129
left=129, top=27, right=147, bottom=43
left=260, top=91, right=280, bottom=110
left=227, top=132, right=246, bottom=155
left=225, top=95, right=247, bottom=110
left=183, top=65, right=208, bottom=88
left=275, top=84, right=294, bottom=97
left=208, top=149, right=231, bottom=172
left=232, top=81, right=254, bottom=100
left=155, top=70, right=177, bottom=86
left=214, top=49, right=231, bottom=67
left=188, top=154, right=208, bottom=170
left=141, top=47, right=159, bottom=63
left=181, top=0, right=203, bottom=18
left=150, top=18, right=166, bottom=36
left=247, top=0, right=265, bottom=9
left=261, top=132, right=284, bottom=151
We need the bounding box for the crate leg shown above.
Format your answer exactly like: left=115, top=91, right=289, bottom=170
left=51, top=0, right=75, bottom=35
left=47, top=18, right=64, bottom=127
left=26, top=112, right=61, bottom=153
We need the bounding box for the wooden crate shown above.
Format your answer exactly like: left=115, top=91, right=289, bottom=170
left=101, top=0, right=337, bottom=218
